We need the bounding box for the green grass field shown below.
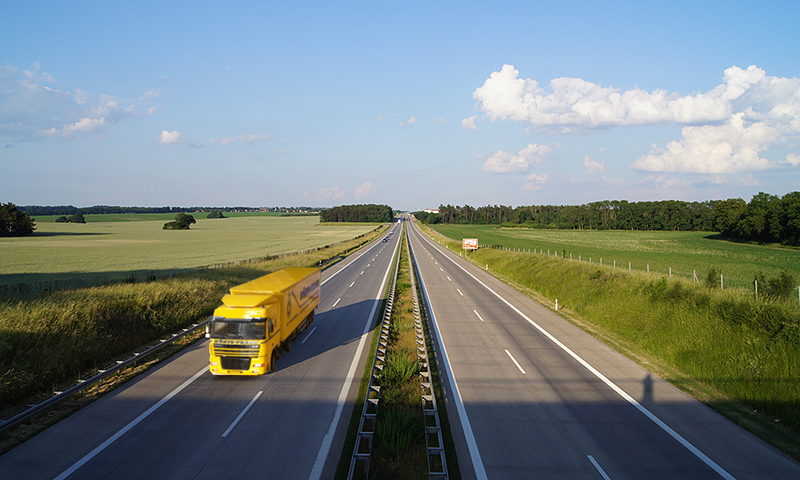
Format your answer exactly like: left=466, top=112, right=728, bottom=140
left=30, top=210, right=289, bottom=223
left=429, top=225, right=800, bottom=291
left=0, top=215, right=375, bottom=285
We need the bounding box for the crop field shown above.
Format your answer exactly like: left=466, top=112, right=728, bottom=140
left=429, top=225, right=800, bottom=291
left=0, top=215, right=376, bottom=285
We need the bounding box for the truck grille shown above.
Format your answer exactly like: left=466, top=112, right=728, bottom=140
left=213, top=344, right=260, bottom=357
left=221, top=357, right=251, bottom=371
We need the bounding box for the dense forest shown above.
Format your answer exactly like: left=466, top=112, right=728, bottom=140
left=320, top=204, right=393, bottom=223
left=413, top=192, right=800, bottom=246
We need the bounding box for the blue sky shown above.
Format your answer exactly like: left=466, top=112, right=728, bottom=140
left=2, top=1, right=799, bottom=211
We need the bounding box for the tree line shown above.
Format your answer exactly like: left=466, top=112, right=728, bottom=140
left=18, top=205, right=324, bottom=216
left=414, top=200, right=718, bottom=231
left=320, top=204, right=393, bottom=223
left=413, top=192, right=800, bottom=246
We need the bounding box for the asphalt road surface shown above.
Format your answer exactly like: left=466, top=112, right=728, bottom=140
left=0, top=220, right=402, bottom=480
left=406, top=217, right=800, bottom=480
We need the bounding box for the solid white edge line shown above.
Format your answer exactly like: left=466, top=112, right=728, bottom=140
left=417, top=229, right=737, bottom=480
left=301, top=326, right=317, bottom=344
left=504, top=349, right=526, bottom=374
left=222, top=391, right=263, bottom=437
left=307, top=234, right=398, bottom=480
left=53, top=367, right=207, bottom=480
left=588, top=455, right=612, bottom=480
left=408, top=226, right=488, bottom=480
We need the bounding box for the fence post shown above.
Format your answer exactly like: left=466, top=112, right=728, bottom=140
left=755, top=280, right=758, bottom=299
left=721, top=274, right=724, bottom=291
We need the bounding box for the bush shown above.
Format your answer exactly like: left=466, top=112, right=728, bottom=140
left=755, top=270, right=796, bottom=301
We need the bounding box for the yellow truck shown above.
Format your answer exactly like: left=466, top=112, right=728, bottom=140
left=207, top=267, right=320, bottom=375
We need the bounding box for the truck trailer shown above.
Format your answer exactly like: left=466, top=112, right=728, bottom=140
left=207, top=267, right=321, bottom=375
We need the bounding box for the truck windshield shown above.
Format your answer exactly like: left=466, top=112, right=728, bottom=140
left=209, top=321, right=267, bottom=340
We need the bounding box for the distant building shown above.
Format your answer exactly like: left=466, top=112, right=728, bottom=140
left=424, top=208, right=439, bottom=214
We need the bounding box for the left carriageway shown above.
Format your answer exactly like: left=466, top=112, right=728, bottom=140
left=0, top=220, right=403, bottom=480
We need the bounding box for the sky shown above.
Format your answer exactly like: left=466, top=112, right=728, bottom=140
left=2, top=1, right=800, bottom=211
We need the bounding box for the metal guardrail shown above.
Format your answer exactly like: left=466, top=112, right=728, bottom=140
left=0, top=318, right=211, bottom=437
left=348, top=229, right=402, bottom=479
left=407, top=228, right=448, bottom=480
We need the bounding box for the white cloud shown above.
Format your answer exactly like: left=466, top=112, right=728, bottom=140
left=474, top=64, right=730, bottom=128
left=141, top=88, right=162, bottom=99
left=159, top=130, right=183, bottom=145
left=0, top=63, right=158, bottom=140
left=474, top=64, right=800, bottom=174
left=355, top=181, right=377, bottom=199
left=399, top=116, right=416, bottom=127
left=583, top=155, right=605, bottom=174
left=524, top=173, right=549, bottom=190
left=482, top=143, right=552, bottom=173
left=461, top=115, right=478, bottom=130
left=787, top=153, right=800, bottom=166
left=316, top=185, right=346, bottom=201
left=216, top=134, right=273, bottom=145
left=63, top=117, right=106, bottom=134
left=631, top=113, right=776, bottom=173
left=436, top=117, right=446, bottom=124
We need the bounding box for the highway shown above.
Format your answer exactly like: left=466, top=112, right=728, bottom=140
left=0, top=221, right=402, bottom=480
left=405, top=217, right=800, bottom=480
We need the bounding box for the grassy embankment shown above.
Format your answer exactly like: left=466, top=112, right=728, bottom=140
left=0, top=224, right=388, bottom=419
left=424, top=223, right=800, bottom=461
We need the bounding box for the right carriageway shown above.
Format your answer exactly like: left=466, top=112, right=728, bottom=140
left=405, top=216, right=800, bottom=480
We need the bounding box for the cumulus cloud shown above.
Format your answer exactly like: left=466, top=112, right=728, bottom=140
left=631, top=113, right=776, bottom=173
left=159, top=130, right=183, bottom=145
left=436, top=117, right=446, bottom=124
left=355, top=181, right=377, bottom=199
left=524, top=173, right=549, bottom=190
left=788, top=153, right=800, bottom=166
left=399, top=116, right=416, bottom=127
left=462, top=115, right=478, bottom=130
left=583, top=155, right=605, bottom=174
left=482, top=143, right=552, bottom=173
left=474, top=64, right=800, bottom=174
left=0, top=63, right=157, bottom=140
left=316, top=185, right=346, bottom=201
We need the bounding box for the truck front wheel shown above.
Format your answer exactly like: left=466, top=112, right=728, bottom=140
left=283, top=338, right=292, bottom=353
left=270, top=349, right=280, bottom=372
